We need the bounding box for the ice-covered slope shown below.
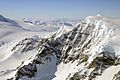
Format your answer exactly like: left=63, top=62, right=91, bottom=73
left=6, top=15, right=120, bottom=80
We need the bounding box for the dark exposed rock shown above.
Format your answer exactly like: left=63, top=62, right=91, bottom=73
left=69, top=72, right=86, bottom=80
left=88, top=52, right=116, bottom=80
left=15, top=63, right=37, bottom=79
left=11, top=37, right=39, bottom=53
left=112, top=70, right=120, bottom=80
left=114, top=58, right=120, bottom=65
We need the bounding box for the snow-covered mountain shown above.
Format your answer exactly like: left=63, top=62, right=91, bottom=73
left=0, top=15, right=62, bottom=80
left=1, top=14, right=120, bottom=80
left=23, top=18, right=79, bottom=28
left=0, top=15, right=77, bottom=80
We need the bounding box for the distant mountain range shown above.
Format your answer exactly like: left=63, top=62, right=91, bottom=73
left=23, top=18, right=80, bottom=27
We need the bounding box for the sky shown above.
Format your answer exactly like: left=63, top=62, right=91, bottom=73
left=0, top=0, right=120, bottom=20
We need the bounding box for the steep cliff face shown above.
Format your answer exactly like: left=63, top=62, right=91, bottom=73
left=9, top=15, right=120, bottom=80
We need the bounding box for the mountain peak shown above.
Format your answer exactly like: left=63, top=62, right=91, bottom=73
left=97, top=14, right=103, bottom=17
left=85, top=15, right=120, bottom=26
left=0, top=14, right=8, bottom=22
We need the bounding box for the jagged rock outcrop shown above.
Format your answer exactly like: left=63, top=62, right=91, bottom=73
left=11, top=37, right=39, bottom=53
left=10, top=36, right=65, bottom=80
left=112, top=70, right=120, bottom=80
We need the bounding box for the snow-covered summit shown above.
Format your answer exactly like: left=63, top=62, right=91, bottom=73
left=86, top=14, right=120, bottom=25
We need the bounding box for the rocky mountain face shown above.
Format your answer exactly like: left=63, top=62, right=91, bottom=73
left=8, top=15, right=120, bottom=80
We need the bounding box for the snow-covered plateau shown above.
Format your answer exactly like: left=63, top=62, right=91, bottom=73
left=0, top=14, right=120, bottom=80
